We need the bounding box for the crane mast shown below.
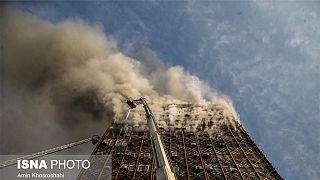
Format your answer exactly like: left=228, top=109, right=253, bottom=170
left=127, top=97, right=176, bottom=180
left=0, top=135, right=100, bottom=169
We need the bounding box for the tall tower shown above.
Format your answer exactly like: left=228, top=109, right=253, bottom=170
left=79, top=104, right=282, bottom=180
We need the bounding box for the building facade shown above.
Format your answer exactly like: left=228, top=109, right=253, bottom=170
left=79, top=104, right=282, bottom=180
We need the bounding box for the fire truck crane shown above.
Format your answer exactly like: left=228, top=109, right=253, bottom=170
left=127, top=97, right=176, bottom=180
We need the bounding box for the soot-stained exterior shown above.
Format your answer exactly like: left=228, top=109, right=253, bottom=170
left=79, top=104, right=282, bottom=180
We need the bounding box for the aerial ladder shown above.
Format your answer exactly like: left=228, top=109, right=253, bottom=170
left=127, top=97, right=176, bottom=180
left=0, top=135, right=100, bottom=169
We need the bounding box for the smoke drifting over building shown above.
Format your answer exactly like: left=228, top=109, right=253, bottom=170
left=1, top=7, right=237, bottom=133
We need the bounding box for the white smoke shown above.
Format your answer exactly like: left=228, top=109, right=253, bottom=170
left=1, top=7, right=238, bottom=137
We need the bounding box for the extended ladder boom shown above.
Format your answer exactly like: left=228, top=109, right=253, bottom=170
left=127, top=97, right=176, bottom=180
left=0, top=135, right=100, bottom=169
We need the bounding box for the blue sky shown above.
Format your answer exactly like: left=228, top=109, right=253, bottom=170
left=15, top=1, right=320, bottom=179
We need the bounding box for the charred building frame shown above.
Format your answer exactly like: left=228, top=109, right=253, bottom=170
left=79, top=104, right=282, bottom=180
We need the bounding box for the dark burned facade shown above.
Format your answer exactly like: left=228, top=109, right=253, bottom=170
left=79, top=104, right=282, bottom=180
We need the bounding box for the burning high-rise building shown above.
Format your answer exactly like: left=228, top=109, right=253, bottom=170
left=79, top=103, right=282, bottom=180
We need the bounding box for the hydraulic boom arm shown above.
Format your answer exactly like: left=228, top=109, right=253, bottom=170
left=127, top=97, right=176, bottom=180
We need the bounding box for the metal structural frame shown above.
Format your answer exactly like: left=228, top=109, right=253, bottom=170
left=79, top=105, right=282, bottom=180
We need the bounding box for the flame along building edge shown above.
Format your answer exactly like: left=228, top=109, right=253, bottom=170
left=79, top=104, right=282, bottom=180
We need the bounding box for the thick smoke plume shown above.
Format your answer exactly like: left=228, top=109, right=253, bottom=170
left=0, top=7, right=238, bottom=153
